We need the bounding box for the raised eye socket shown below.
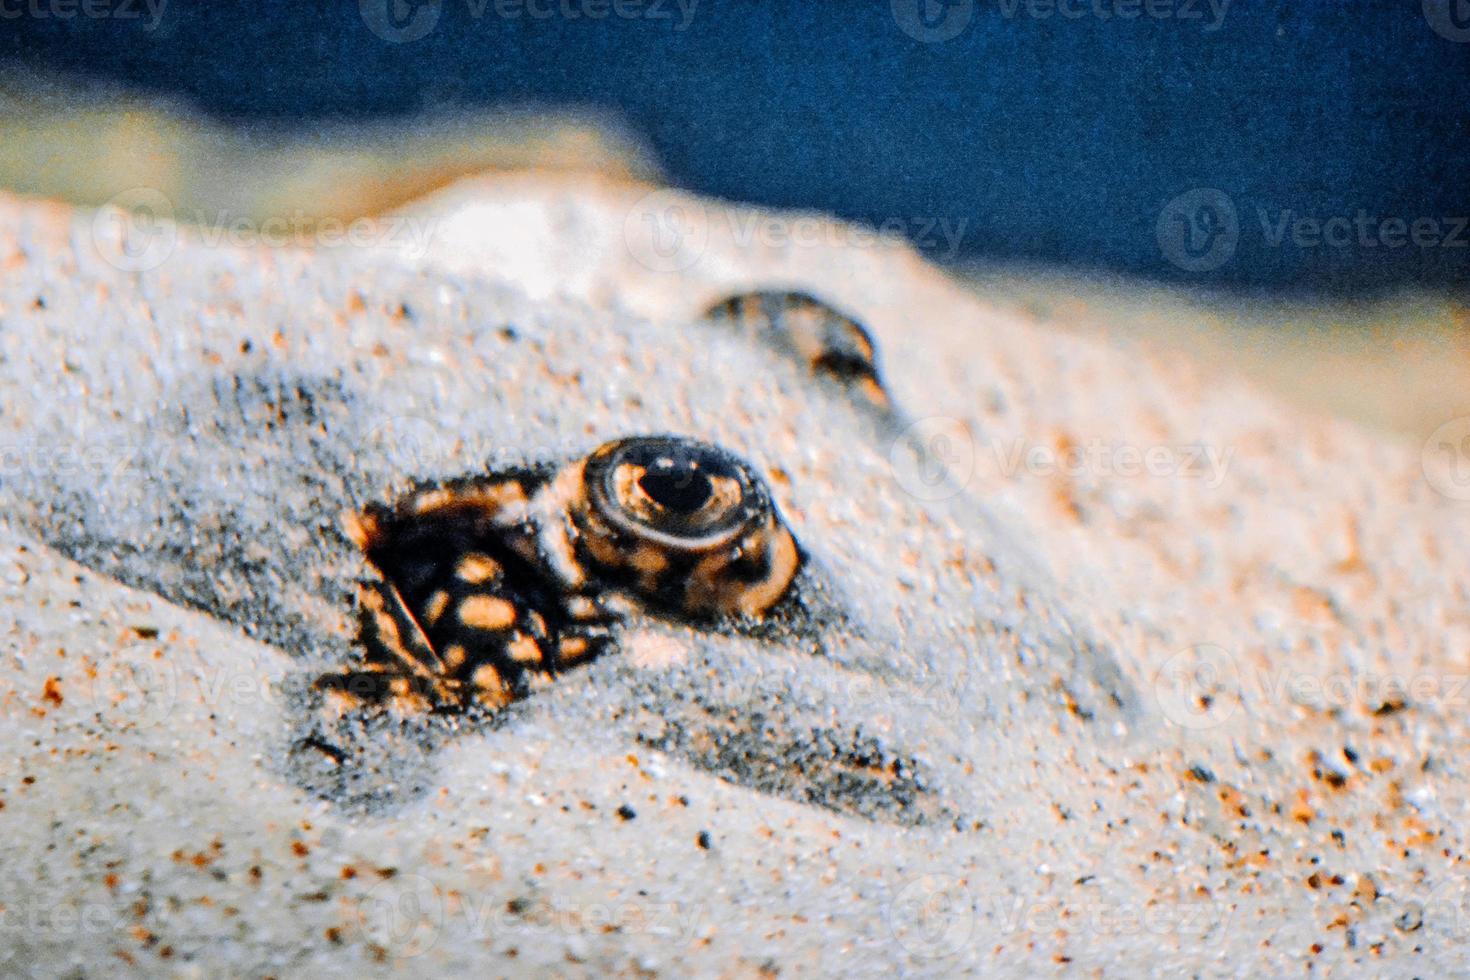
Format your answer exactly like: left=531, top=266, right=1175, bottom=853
left=581, top=436, right=770, bottom=552
left=703, top=290, right=889, bottom=411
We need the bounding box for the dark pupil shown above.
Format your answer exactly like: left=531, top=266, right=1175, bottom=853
left=638, top=457, right=713, bottom=513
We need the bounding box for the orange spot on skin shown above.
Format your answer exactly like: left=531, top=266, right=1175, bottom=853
left=423, top=590, right=451, bottom=625
left=471, top=663, right=512, bottom=707
left=456, top=553, right=502, bottom=584
left=458, top=594, right=518, bottom=631
left=506, top=634, right=543, bottom=664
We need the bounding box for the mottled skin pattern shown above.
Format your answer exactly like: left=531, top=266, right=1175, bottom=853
left=323, top=291, right=886, bottom=714
left=318, top=435, right=801, bottom=712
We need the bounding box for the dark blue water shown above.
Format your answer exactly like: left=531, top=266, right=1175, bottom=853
left=3, top=0, right=1467, bottom=293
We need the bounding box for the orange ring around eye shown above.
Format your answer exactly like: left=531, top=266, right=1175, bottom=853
left=579, top=435, right=769, bottom=553
left=572, top=435, right=799, bottom=617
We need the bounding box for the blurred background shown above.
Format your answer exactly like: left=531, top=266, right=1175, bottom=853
left=1, top=1, right=1467, bottom=431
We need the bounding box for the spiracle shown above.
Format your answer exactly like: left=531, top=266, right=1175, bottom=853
left=702, top=290, right=890, bottom=412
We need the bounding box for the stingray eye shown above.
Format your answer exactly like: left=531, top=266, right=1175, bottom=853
left=583, top=436, right=762, bottom=550
left=574, top=436, right=800, bottom=617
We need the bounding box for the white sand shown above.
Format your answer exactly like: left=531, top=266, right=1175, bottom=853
left=0, top=179, right=1466, bottom=976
